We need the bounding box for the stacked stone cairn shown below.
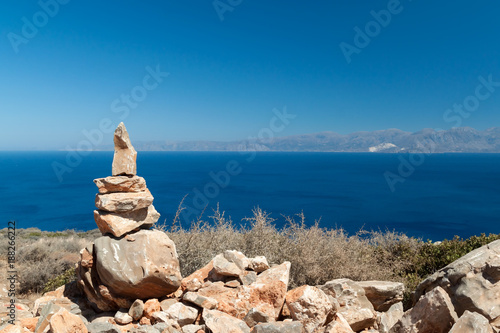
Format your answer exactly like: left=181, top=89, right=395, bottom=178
left=77, top=122, right=183, bottom=312
left=2, top=123, right=500, bottom=333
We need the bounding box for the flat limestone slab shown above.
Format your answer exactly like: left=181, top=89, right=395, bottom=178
left=94, top=176, right=147, bottom=194
left=94, top=205, right=160, bottom=237
left=95, top=189, right=153, bottom=213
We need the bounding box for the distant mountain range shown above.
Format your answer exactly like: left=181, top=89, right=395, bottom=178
left=102, top=127, right=500, bottom=153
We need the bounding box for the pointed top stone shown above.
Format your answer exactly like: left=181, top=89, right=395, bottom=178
left=112, top=122, right=137, bottom=176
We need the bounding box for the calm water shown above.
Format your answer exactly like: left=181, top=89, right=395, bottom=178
left=0, top=151, right=499, bottom=241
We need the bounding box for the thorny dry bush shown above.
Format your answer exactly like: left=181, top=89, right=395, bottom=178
left=158, top=204, right=422, bottom=289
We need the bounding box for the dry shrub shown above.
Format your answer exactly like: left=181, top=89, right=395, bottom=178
left=0, top=228, right=93, bottom=294
left=159, top=205, right=420, bottom=289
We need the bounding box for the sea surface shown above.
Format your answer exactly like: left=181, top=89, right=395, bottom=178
left=0, top=151, right=499, bottom=241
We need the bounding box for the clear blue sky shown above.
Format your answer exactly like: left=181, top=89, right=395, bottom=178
left=1, top=1, right=499, bottom=150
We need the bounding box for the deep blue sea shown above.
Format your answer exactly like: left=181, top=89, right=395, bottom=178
left=0, top=151, right=499, bottom=241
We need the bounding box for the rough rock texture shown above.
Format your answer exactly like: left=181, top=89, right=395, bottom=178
left=390, top=286, right=458, bottom=333
left=413, top=239, right=500, bottom=320
left=213, top=253, right=243, bottom=277
left=285, top=285, right=333, bottom=333
left=449, top=310, right=493, bottom=333
left=94, top=229, right=181, bottom=299
left=163, top=303, right=198, bottom=326
left=49, top=307, right=88, bottom=333
left=319, top=279, right=376, bottom=332
left=95, top=189, right=154, bottom=213
left=202, top=309, right=250, bottom=333
left=197, top=262, right=290, bottom=321
left=243, top=308, right=270, bottom=328
left=94, top=176, right=147, bottom=194
left=357, top=281, right=404, bottom=312
left=182, top=292, right=217, bottom=310
left=250, top=256, right=270, bottom=273
left=143, top=299, right=161, bottom=320
left=377, top=302, right=403, bottom=333
left=128, top=300, right=144, bottom=321
left=252, top=321, right=304, bottom=333
left=324, top=313, right=355, bottom=333
left=94, top=205, right=160, bottom=237
left=112, top=122, right=137, bottom=176
left=76, top=246, right=132, bottom=312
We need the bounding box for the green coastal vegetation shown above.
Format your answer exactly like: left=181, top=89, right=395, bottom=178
left=2, top=206, right=499, bottom=309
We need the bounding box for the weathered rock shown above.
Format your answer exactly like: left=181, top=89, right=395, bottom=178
left=143, top=299, right=161, bottom=319
left=390, top=286, right=458, bottom=333
left=324, top=313, right=355, bottom=333
left=128, top=326, right=160, bottom=333
left=225, top=279, right=242, bottom=288
left=163, top=303, right=198, bottom=326
left=212, top=254, right=242, bottom=277
left=223, top=250, right=251, bottom=270
left=250, top=256, right=270, bottom=273
left=252, top=321, right=304, bottom=333
left=413, top=239, right=500, bottom=320
left=285, top=285, right=333, bottom=333
left=243, top=308, right=270, bottom=328
left=128, top=300, right=144, bottom=321
left=377, top=302, right=403, bottom=333
left=202, top=309, right=250, bottom=333
left=181, top=324, right=205, bottom=333
left=76, top=247, right=133, bottom=312
left=181, top=260, right=224, bottom=292
left=35, top=302, right=61, bottom=333
left=160, top=299, right=178, bottom=312
left=319, top=279, right=376, bottom=332
left=114, top=309, right=133, bottom=325
left=86, top=322, right=121, bottom=333
left=449, top=310, right=493, bottom=333
left=112, top=122, right=137, bottom=176
left=197, top=262, right=290, bottom=320
left=95, top=189, right=154, bottom=213
left=0, top=325, right=27, bottom=333
left=240, top=271, right=257, bottom=286
left=357, top=281, right=404, bottom=312
left=48, top=307, right=88, bottom=333
left=182, top=292, right=217, bottom=310
left=18, top=317, right=37, bottom=332
left=95, top=230, right=182, bottom=299
left=94, top=205, right=160, bottom=237
left=94, top=176, right=147, bottom=194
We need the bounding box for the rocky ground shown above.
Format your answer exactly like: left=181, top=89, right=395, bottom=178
left=1, top=241, right=500, bottom=332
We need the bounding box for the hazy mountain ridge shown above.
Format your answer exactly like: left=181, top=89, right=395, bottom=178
left=102, top=127, right=500, bottom=153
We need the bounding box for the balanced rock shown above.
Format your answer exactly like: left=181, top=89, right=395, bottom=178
left=94, top=205, right=160, bottom=237
left=94, top=176, right=147, bottom=194
left=112, top=122, right=137, bottom=176
left=95, top=229, right=182, bottom=299
left=95, top=189, right=154, bottom=213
